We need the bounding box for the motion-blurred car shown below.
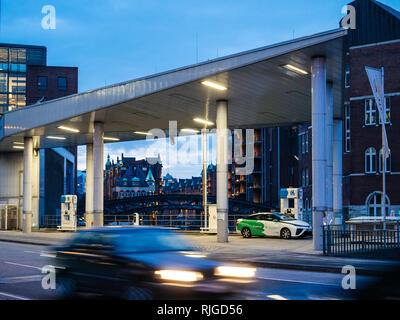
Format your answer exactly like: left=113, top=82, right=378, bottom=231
left=236, top=212, right=311, bottom=239
left=50, top=227, right=256, bottom=299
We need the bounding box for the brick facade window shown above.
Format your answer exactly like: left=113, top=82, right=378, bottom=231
left=378, top=97, right=391, bottom=124
left=365, top=147, right=377, bottom=173
left=37, top=76, right=47, bottom=90
left=365, top=99, right=376, bottom=125
left=345, top=103, right=351, bottom=152
left=345, top=65, right=350, bottom=88
left=57, top=77, right=67, bottom=91
left=367, top=192, right=390, bottom=217
left=379, top=149, right=391, bottom=173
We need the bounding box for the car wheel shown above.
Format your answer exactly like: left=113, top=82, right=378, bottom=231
left=241, top=227, right=252, bottom=238
left=54, top=276, right=76, bottom=299
left=123, top=286, right=153, bottom=300
left=280, top=228, right=291, bottom=239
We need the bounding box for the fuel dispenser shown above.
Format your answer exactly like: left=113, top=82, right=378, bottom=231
left=58, top=195, right=77, bottom=231
left=200, top=204, right=218, bottom=234
left=280, top=188, right=303, bottom=220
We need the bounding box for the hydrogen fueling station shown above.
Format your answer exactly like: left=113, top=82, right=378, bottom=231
left=0, top=25, right=352, bottom=251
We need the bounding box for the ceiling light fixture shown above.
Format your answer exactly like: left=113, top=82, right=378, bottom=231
left=181, top=128, right=200, bottom=134
left=47, top=136, right=66, bottom=140
left=282, top=64, right=308, bottom=75
left=13, top=146, right=24, bottom=149
left=58, top=126, right=80, bottom=133
left=103, top=137, right=120, bottom=141
left=193, top=118, right=214, bottom=126
left=134, top=131, right=152, bottom=136
left=201, top=80, right=227, bottom=90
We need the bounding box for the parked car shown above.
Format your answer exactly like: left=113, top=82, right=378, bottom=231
left=49, top=226, right=256, bottom=299
left=236, top=212, right=311, bottom=239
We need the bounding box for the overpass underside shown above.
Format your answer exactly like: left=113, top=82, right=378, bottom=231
left=0, top=29, right=347, bottom=250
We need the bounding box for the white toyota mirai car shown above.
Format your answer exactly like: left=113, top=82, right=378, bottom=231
left=236, top=212, right=312, bottom=239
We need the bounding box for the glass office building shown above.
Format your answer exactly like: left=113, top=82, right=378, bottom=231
left=0, top=44, right=46, bottom=115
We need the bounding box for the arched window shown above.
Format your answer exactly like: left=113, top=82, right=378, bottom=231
left=379, top=149, right=391, bottom=173
left=366, top=192, right=390, bottom=217
left=365, top=147, right=376, bottom=173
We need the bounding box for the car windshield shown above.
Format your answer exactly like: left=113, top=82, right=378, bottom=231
left=111, top=229, right=195, bottom=253
left=273, top=213, right=295, bottom=221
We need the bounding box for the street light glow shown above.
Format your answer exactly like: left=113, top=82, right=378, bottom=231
left=58, top=126, right=80, bottom=133
left=201, top=80, right=227, bottom=90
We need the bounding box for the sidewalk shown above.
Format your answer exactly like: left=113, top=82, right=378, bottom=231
left=0, top=230, right=398, bottom=275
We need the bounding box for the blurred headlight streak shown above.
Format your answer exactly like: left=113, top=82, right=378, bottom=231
left=215, top=266, right=256, bottom=278
left=154, top=270, right=204, bottom=282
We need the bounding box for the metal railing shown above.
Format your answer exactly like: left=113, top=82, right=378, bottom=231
left=40, top=215, right=61, bottom=228
left=104, top=213, right=244, bottom=232
left=39, top=213, right=245, bottom=232
left=323, top=223, right=400, bottom=256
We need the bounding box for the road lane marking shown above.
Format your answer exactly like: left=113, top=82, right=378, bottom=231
left=0, top=291, right=30, bottom=300
left=259, top=276, right=341, bottom=287
left=4, top=261, right=42, bottom=270
left=0, top=275, right=42, bottom=284
left=24, top=250, right=43, bottom=254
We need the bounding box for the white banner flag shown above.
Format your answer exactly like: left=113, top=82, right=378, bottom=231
left=365, top=66, right=390, bottom=158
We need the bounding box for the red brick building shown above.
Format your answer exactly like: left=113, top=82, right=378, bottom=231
left=26, top=65, right=78, bottom=105
left=342, top=0, right=400, bottom=218
left=297, top=0, right=400, bottom=221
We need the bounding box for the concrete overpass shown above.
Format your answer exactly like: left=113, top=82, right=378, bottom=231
left=0, top=28, right=347, bottom=250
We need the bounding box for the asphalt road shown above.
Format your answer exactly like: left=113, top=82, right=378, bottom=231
left=0, top=241, right=376, bottom=300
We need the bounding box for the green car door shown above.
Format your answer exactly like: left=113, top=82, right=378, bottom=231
left=240, top=214, right=265, bottom=236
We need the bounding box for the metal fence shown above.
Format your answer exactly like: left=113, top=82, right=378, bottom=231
left=104, top=213, right=244, bottom=232
left=40, top=213, right=245, bottom=232
left=323, top=223, right=400, bottom=256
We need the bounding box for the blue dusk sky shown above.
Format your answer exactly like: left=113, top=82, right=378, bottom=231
left=1, top=0, right=399, bottom=178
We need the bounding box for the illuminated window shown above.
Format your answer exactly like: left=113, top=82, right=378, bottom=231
left=365, top=99, right=376, bottom=125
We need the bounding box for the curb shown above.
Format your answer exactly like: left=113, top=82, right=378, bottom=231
left=0, top=237, right=62, bottom=246
left=222, top=259, right=384, bottom=276
left=0, top=237, right=389, bottom=276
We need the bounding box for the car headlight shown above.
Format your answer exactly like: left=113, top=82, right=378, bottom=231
left=214, top=266, right=256, bottom=278
left=154, top=270, right=204, bottom=282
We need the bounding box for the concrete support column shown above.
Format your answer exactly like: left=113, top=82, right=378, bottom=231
left=85, top=143, right=94, bottom=227
left=311, top=57, right=327, bottom=251
left=23, top=137, right=33, bottom=233
left=333, top=120, right=343, bottom=224
left=93, top=122, right=104, bottom=227
left=216, top=100, right=229, bottom=243
left=325, top=82, right=334, bottom=225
